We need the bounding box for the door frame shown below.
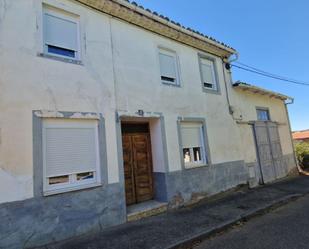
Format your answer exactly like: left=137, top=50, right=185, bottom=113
left=253, top=121, right=283, bottom=184
left=115, top=113, right=170, bottom=215
left=121, top=122, right=154, bottom=206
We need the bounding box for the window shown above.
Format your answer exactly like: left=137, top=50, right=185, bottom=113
left=42, top=119, right=101, bottom=195
left=257, top=108, right=270, bottom=121
left=43, top=5, right=80, bottom=60
left=158, top=48, right=179, bottom=86
left=199, top=57, right=218, bottom=91
left=180, top=122, right=207, bottom=168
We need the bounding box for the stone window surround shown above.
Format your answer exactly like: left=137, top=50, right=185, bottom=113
left=177, top=117, right=211, bottom=170
left=198, top=53, right=221, bottom=95
left=157, top=46, right=181, bottom=88
left=42, top=4, right=82, bottom=60
left=33, top=110, right=108, bottom=197
left=36, top=0, right=86, bottom=65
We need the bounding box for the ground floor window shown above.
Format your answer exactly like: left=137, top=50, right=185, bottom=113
left=180, top=122, right=207, bottom=168
left=42, top=119, right=101, bottom=195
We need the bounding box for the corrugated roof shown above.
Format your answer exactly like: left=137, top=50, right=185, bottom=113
left=293, top=130, right=309, bottom=140
left=233, top=81, right=292, bottom=101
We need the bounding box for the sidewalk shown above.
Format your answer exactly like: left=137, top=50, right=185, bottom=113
left=35, top=176, right=309, bottom=249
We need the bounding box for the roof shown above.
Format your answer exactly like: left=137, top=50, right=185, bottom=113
left=75, top=0, right=236, bottom=57
left=293, top=130, right=309, bottom=140
left=232, top=81, right=293, bottom=101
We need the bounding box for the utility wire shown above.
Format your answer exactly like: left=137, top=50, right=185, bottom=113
left=231, top=63, right=309, bottom=87
left=235, top=61, right=308, bottom=83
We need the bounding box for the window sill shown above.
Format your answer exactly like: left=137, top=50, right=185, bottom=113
left=202, top=87, right=220, bottom=95
left=184, top=163, right=208, bottom=170
left=37, top=53, right=83, bottom=65
left=161, top=81, right=181, bottom=88
left=43, top=182, right=102, bottom=196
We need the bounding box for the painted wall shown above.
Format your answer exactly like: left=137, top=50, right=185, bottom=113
left=230, top=89, right=294, bottom=166
left=111, top=18, right=244, bottom=171
left=0, top=0, right=295, bottom=205
left=0, top=0, right=119, bottom=203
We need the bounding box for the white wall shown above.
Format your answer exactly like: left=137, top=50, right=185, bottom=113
left=111, top=18, right=244, bottom=170
left=0, top=0, right=295, bottom=204
left=0, top=0, right=119, bottom=202
left=230, top=89, right=294, bottom=163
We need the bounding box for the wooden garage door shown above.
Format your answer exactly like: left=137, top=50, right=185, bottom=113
left=254, top=121, right=285, bottom=184
left=122, top=132, right=153, bottom=205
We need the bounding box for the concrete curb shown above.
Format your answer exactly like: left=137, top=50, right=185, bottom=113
left=167, top=193, right=304, bottom=249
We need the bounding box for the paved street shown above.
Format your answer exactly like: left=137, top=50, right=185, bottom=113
left=33, top=176, right=309, bottom=249
left=194, top=194, right=309, bottom=249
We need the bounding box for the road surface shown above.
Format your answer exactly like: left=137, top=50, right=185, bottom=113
left=194, top=195, right=309, bottom=249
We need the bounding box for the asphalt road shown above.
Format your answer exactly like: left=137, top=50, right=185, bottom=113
left=194, top=194, right=309, bottom=249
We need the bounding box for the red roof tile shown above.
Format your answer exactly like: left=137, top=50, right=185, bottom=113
left=293, top=130, right=309, bottom=140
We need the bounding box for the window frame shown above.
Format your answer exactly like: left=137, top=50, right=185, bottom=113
left=158, top=47, right=181, bottom=87
left=256, top=107, right=271, bottom=121
left=42, top=119, right=102, bottom=196
left=198, top=54, right=220, bottom=94
left=42, top=4, right=81, bottom=61
left=177, top=118, right=210, bottom=169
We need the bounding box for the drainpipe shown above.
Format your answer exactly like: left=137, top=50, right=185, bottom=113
left=222, top=52, right=239, bottom=116
left=284, top=98, right=300, bottom=173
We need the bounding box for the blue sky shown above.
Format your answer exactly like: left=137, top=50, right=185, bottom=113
left=135, top=0, right=309, bottom=131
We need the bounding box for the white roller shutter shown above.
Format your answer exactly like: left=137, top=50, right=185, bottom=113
left=44, top=12, right=78, bottom=51
left=200, top=58, right=216, bottom=89
left=45, top=127, right=97, bottom=177
left=181, top=123, right=203, bottom=148
left=159, top=51, right=177, bottom=79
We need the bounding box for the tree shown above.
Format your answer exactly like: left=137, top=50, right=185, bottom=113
left=295, top=142, right=309, bottom=169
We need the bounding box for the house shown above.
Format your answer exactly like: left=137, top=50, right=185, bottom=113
left=0, top=0, right=297, bottom=248
left=293, top=130, right=309, bottom=143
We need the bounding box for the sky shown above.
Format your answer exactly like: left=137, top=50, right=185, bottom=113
left=134, top=0, right=309, bottom=131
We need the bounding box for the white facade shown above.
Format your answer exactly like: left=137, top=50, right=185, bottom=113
left=0, top=0, right=296, bottom=204
left=0, top=1, right=298, bottom=248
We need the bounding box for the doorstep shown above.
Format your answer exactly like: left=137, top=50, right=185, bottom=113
left=127, top=200, right=168, bottom=222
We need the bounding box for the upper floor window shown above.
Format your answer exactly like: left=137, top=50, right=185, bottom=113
left=199, top=56, right=218, bottom=91
left=43, top=5, right=80, bottom=60
left=257, top=108, right=270, bottom=121
left=158, top=48, right=180, bottom=86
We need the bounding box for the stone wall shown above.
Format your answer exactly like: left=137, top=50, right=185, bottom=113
left=154, top=160, right=248, bottom=208
left=0, top=183, right=126, bottom=249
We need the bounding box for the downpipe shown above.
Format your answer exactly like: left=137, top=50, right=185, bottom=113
left=284, top=98, right=301, bottom=174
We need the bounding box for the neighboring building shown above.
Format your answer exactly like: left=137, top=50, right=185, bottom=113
left=293, top=130, right=309, bottom=143
left=0, top=0, right=297, bottom=248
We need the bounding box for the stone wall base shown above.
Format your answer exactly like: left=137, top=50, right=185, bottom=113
left=0, top=183, right=126, bottom=249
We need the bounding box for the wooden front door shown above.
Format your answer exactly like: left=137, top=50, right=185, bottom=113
left=122, top=125, right=153, bottom=205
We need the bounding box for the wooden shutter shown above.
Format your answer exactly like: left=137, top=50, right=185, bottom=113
left=44, top=11, right=78, bottom=51
left=45, top=126, right=97, bottom=177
